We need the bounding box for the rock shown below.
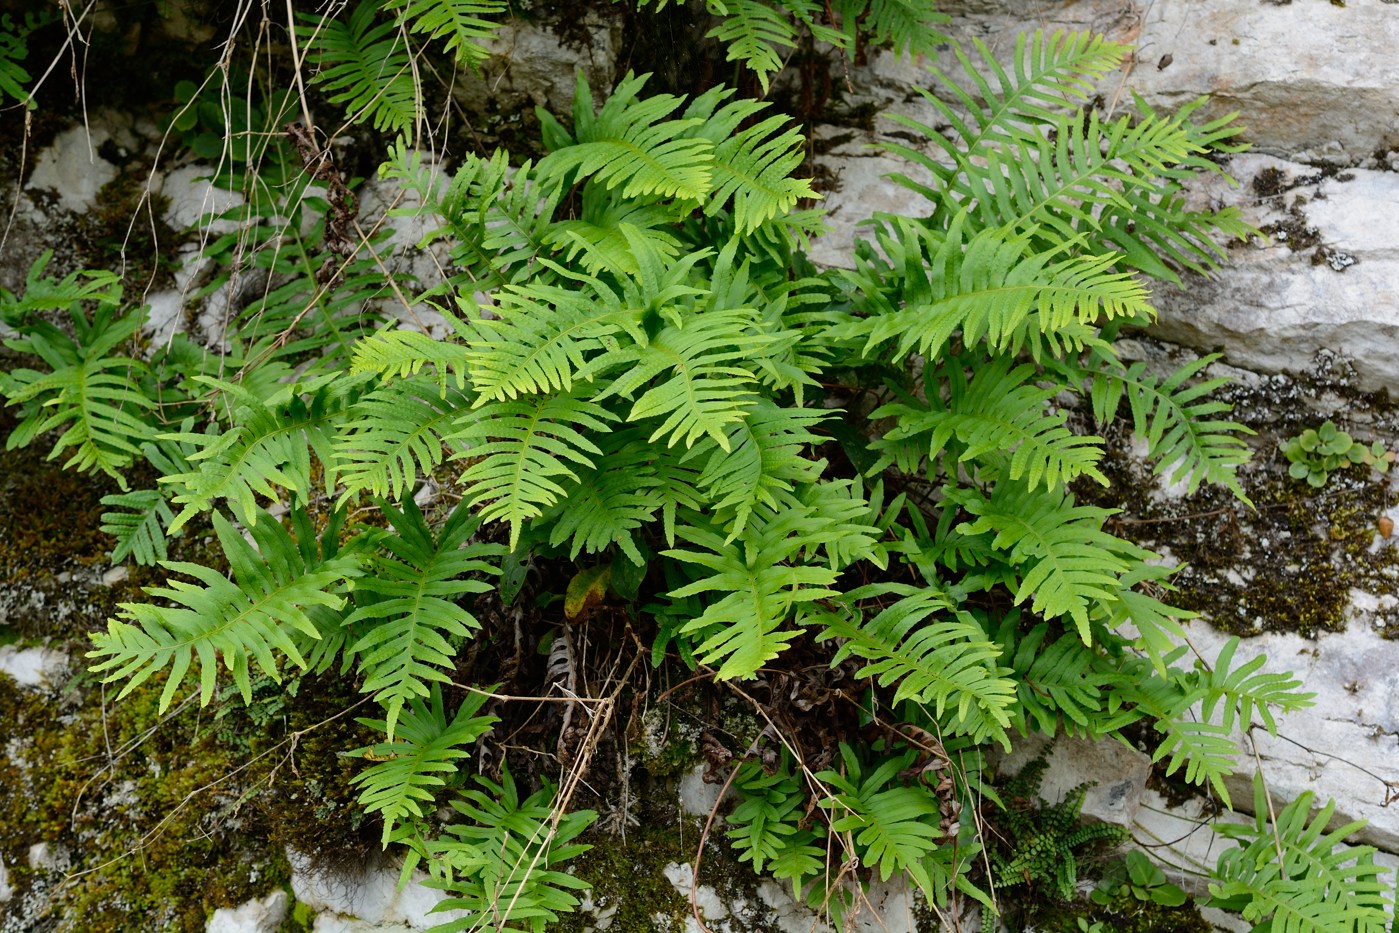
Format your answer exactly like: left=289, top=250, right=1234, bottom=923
left=206, top=889, right=288, bottom=933
left=26, top=126, right=120, bottom=214
left=1175, top=621, right=1399, bottom=854
left=1150, top=155, right=1399, bottom=396
left=0, top=646, right=69, bottom=689
left=0, top=858, right=11, bottom=902
left=312, top=917, right=414, bottom=933
left=158, top=164, right=245, bottom=234
left=288, top=850, right=465, bottom=930
left=995, top=733, right=1153, bottom=829
left=451, top=18, right=619, bottom=121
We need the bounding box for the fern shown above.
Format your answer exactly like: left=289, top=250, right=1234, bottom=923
left=1090, top=353, right=1253, bottom=500
left=871, top=356, right=1107, bottom=492
left=818, top=743, right=950, bottom=897
left=809, top=584, right=1017, bottom=748
left=336, top=377, right=474, bottom=503
left=88, top=509, right=363, bottom=712
left=421, top=766, right=596, bottom=933
left=1, top=303, right=156, bottom=485
left=536, top=73, right=713, bottom=202
left=1209, top=775, right=1394, bottom=933
left=346, top=500, right=503, bottom=740
left=955, top=481, right=1143, bottom=640
left=301, top=1, right=420, bottom=136
left=0, top=13, right=33, bottom=107
left=452, top=392, right=616, bottom=549
left=837, top=214, right=1153, bottom=364
left=350, top=685, right=499, bottom=845
left=384, top=0, right=506, bottom=69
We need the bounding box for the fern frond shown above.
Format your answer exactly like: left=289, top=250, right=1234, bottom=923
left=336, top=378, right=474, bottom=503
left=818, top=744, right=947, bottom=895
left=0, top=250, right=121, bottom=325
left=683, top=91, right=818, bottom=232
left=886, top=31, right=1126, bottom=178
left=536, top=72, right=713, bottom=201
left=452, top=392, right=615, bottom=548
left=840, top=0, right=948, bottom=59
left=811, top=585, right=1016, bottom=748
left=1196, top=637, right=1314, bottom=736
left=350, top=685, right=498, bottom=845
left=695, top=399, right=826, bottom=538
left=301, top=2, right=419, bottom=136
left=383, top=0, right=506, bottom=70
left=350, top=327, right=472, bottom=391
left=839, top=215, right=1151, bottom=363
left=1, top=304, right=155, bottom=484
left=424, top=765, right=596, bottom=933
left=1210, top=777, right=1393, bottom=933
left=956, top=481, right=1138, bottom=639
left=89, top=510, right=362, bottom=712
left=100, top=489, right=176, bottom=566
left=999, top=621, right=1124, bottom=737
left=703, top=0, right=803, bottom=93
left=667, top=517, right=839, bottom=679
left=347, top=501, right=502, bottom=740
left=161, top=377, right=348, bottom=531
left=467, top=272, right=646, bottom=403
left=1090, top=354, right=1252, bottom=500
left=542, top=432, right=673, bottom=565
left=872, top=357, right=1106, bottom=491
left=601, top=308, right=762, bottom=451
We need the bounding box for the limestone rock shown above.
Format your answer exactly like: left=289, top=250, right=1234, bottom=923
left=451, top=19, right=619, bottom=121
left=288, top=850, right=465, bottom=930
left=206, top=889, right=288, bottom=933
left=0, top=645, right=69, bottom=689
left=0, top=858, right=11, bottom=903
left=26, top=126, right=120, bottom=214
left=1149, top=155, right=1399, bottom=396
left=995, top=733, right=1153, bottom=829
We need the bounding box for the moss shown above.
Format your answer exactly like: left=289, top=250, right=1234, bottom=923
left=0, top=661, right=378, bottom=932
left=1026, top=896, right=1214, bottom=933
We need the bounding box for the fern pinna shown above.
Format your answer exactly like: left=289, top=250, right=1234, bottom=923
left=0, top=4, right=1386, bottom=930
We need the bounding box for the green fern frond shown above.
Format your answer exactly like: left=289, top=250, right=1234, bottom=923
left=601, top=307, right=763, bottom=451
left=89, top=509, right=362, bottom=712
left=683, top=90, right=818, bottom=232
left=667, top=517, right=839, bottom=679
left=350, top=685, right=498, bottom=845
left=452, top=392, right=616, bottom=548
left=0, top=250, right=122, bottom=326
left=1090, top=354, right=1252, bottom=501
left=838, top=0, right=948, bottom=59
left=956, top=481, right=1139, bottom=640
left=999, top=621, right=1122, bottom=737
left=703, top=0, right=804, bottom=93
left=336, top=378, right=474, bottom=503
left=346, top=500, right=502, bottom=740
left=383, top=0, right=506, bottom=70
left=695, top=398, right=827, bottom=537
left=467, top=272, right=647, bottom=403
left=1195, top=637, right=1314, bottom=736
left=161, top=377, right=348, bottom=531
left=886, top=31, right=1126, bottom=177
left=728, top=753, right=822, bottom=877
left=818, top=744, right=947, bottom=895
left=811, top=584, right=1016, bottom=748
left=100, top=489, right=176, bottom=567
left=542, top=433, right=672, bottom=565
left=423, top=765, right=596, bottom=933
left=1, top=304, right=155, bottom=485
left=350, top=327, right=472, bottom=391
left=300, top=1, right=419, bottom=136
left=537, top=72, right=713, bottom=201
left=1210, top=776, right=1393, bottom=933
left=872, top=357, right=1107, bottom=491
left=839, top=215, right=1152, bottom=363
left=0, top=14, right=34, bottom=107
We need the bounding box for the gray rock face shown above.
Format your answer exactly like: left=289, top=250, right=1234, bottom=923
left=206, top=889, right=289, bottom=933
left=287, top=849, right=464, bottom=931
left=1150, top=155, right=1399, bottom=396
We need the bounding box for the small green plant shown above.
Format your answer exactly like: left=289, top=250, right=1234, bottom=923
left=1090, top=849, right=1188, bottom=909
left=1283, top=420, right=1394, bottom=488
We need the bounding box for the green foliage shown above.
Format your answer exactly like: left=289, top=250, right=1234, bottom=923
left=417, top=766, right=597, bottom=933
left=1208, top=774, right=1393, bottom=933
left=5, top=3, right=1388, bottom=931
left=1091, top=850, right=1189, bottom=909
left=0, top=12, right=39, bottom=108
left=1283, top=420, right=1394, bottom=488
